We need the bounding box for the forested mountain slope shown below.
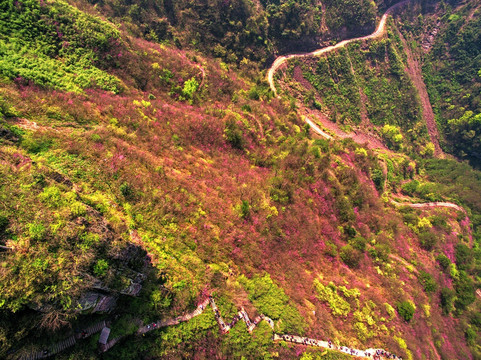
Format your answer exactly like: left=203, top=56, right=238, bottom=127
left=0, top=0, right=480, bottom=359
left=84, top=0, right=390, bottom=65
left=396, top=0, right=481, bottom=166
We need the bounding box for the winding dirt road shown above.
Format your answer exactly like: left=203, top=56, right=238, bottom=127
left=390, top=199, right=467, bottom=213
left=267, top=0, right=409, bottom=96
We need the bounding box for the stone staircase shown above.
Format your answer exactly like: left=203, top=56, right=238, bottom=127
left=17, top=321, right=106, bottom=360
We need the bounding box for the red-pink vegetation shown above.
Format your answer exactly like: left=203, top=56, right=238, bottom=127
left=2, top=32, right=476, bottom=359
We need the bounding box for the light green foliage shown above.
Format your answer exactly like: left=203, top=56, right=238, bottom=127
left=79, top=232, right=100, bottom=252
left=221, top=320, right=273, bottom=359
left=313, top=280, right=358, bottom=317
left=0, top=0, right=122, bottom=93
left=400, top=179, right=443, bottom=202
left=300, top=349, right=351, bottom=360
left=239, top=274, right=305, bottom=334
left=353, top=301, right=376, bottom=326
left=352, top=300, right=390, bottom=341
left=93, top=259, right=109, bottom=277
left=181, top=77, right=199, bottom=102
left=353, top=321, right=370, bottom=341
left=338, top=285, right=361, bottom=299
left=384, top=303, right=396, bottom=320
left=157, top=310, right=217, bottom=356
left=381, top=124, right=404, bottom=150
left=394, top=336, right=413, bottom=360
left=28, top=222, right=46, bottom=241
left=70, top=201, right=87, bottom=217
left=417, top=217, right=432, bottom=230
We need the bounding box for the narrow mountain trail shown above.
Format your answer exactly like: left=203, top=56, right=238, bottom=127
left=266, top=0, right=424, bottom=154
left=137, top=296, right=403, bottom=360
left=267, top=0, right=410, bottom=96
left=16, top=321, right=106, bottom=360
left=304, top=108, right=389, bottom=150
left=398, top=31, right=444, bottom=157
left=390, top=199, right=467, bottom=213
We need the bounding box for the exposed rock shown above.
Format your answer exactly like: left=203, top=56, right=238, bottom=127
left=77, top=292, right=117, bottom=314
left=119, top=280, right=143, bottom=297
left=421, top=21, right=440, bottom=52
left=0, top=127, right=19, bottom=142
left=48, top=171, right=73, bottom=187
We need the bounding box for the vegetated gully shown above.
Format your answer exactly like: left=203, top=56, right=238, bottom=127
left=267, top=0, right=444, bottom=157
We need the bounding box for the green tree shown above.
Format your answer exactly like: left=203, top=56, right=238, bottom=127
left=418, top=270, right=437, bottom=293
left=181, top=77, right=199, bottom=101
left=340, top=245, right=361, bottom=268
left=396, top=300, right=415, bottom=321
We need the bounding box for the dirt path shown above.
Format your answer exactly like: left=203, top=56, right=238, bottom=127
left=398, top=32, right=444, bottom=157
left=267, top=0, right=410, bottom=96
left=390, top=199, right=466, bottom=213
left=266, top=0, right=410, bottom=152
left=304, top=108, right=389, bottom=150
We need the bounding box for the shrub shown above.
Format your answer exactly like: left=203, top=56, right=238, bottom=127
left=418, top=270, right=437, bottom=293
left=340, top=245, right=361, bottom=268
left=470, top=312, right=481, bottom=328
left=436, top=254, right=451, bottom=271
left=396, top=300, right=415, bottom=322
left=0, top=215, right=8, bottom=236
left=239, top=274, right=305, bottom=334
left=324, top=242, right=338, bottom=257
left=93, top=259, right=109, bottom=277
left=22, top=133, right=53, bottom=154
left=28, top=222, right=46, bottom=241
left=181, top=77, right=199, bottom=102
left=384, top=303, right=396, bottom=319
left=418, top=231, right=437, bottom=251
left=440, top=288, right=455, bottom=315
left=454, top=270, right=475, bottom=312
left=345, top=226, right=357, bottom=238
left=350, top=236, right=367, bottom=252
left=70, top=202, right=87, bottom=217
left=224, top=120, right=244, bottom=150
left=248, top=86, right=260, bottom=100
left=465, top=326, right=477, bottom=346
left=354, top=321, right=370, bottom=341
left=381, top=124, right=403, bottom=150
left=373, top=243, right=390, bottom=262
left=120, top=182, right=134, bottom=199
left=240, top=200, right=250, bottom=219
left=270, top=176, right=293, bottom=204
left=314, top=280, right=352, bottom=317
left=371, top=168, right=384, bottom=192
left=455, top=243, right=473, bottom=270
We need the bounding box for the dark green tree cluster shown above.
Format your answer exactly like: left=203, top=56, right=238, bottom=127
left=86, top=0, right=388, bottom=65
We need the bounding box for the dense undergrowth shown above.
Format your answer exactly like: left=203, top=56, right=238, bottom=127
left=85, top=0, right=394, bottom=67
left=278, top=19, right=433, bottom=157
left=0, top=0, right=480, bottom=359
left=396, top=0, right=481, bottom=167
